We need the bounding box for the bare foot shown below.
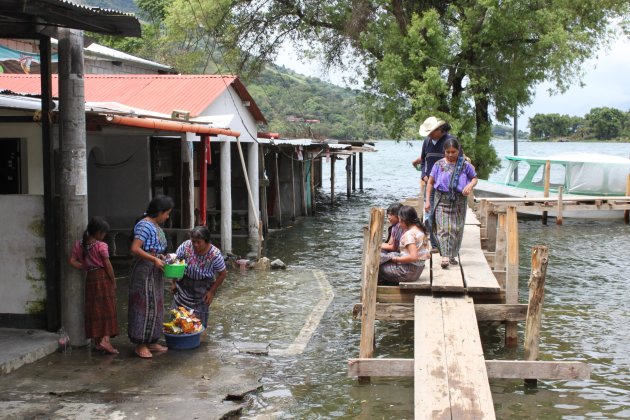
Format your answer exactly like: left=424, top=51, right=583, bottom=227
left=134, top=345, right=152, bottom=359
left=148, top=343, right=168, bottom=352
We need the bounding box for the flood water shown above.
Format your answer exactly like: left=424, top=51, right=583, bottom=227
left=209, top=140, right=630, bottom=419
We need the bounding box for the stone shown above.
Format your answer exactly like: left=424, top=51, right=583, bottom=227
left=270, top=259, right=286, bottom=270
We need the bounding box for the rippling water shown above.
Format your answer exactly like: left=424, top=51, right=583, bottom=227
left=207, top=140, right=630, bottom=419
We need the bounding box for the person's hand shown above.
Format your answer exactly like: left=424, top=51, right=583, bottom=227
left=424, top=202, right=431, bottom=212
left=170, top=281, right=177, bottom=293
left=412, top=158, right=421, bottom=167
left=203, top=290, right=214, bottom=305
left=422, top=176, right=428, bottom=182
left=153, top=257, right=165, bottom=269
left=463, top=184, right=473, bottom=196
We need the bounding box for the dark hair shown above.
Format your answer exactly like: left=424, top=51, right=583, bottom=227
left=398, top=205, right=428, bottom=235
left=387, top=202, right=402, bottom=216
left=443, top=136, right=461, bottom=151
left=144, top=195, right=174, bottom=218
left=82, top=216, right=110, bottom=258
left=189, top=226, right=211, bottom=243
left=439, top=122, right=451, bottom=133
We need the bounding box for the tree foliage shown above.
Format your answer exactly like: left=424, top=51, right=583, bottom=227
left=529, top=107, right=630, bottom=141
left=169, top=0, right=629, bottom=178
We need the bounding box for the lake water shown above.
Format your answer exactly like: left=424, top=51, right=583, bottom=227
left=208, top=139, right=630, bottom=419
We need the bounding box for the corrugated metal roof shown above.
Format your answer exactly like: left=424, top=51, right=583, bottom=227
left=0, top=74, right=266, bottom=123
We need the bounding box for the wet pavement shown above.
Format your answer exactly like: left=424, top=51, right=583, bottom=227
left=0, top=260, right=270, bottom=419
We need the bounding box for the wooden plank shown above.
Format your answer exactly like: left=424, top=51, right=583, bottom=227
left=348, top=359, right=590, bottom=380
left=353, top=302, right=528, bottom=322
left=377, top=286, right=416, bottom=303
left=494, top=214, right=507, bottom=273
left=505, top=206, right=519, bottom=347
left=441, top=297, right=495, bottom=419
left=415, top=296, right=451, bottom=419
left=485, top=211, right=498, bottom=252
left=459, top=225, right=501, bottom=293
left=431, top=253, right=465, bottom=293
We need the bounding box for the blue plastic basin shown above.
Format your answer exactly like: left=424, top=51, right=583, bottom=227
left=163, top=329, right=203, bottom=350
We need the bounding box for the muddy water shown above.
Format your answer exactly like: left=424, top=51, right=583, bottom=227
left=209, top=140, right=630, bottom=418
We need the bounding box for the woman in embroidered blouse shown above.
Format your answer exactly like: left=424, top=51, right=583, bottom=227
left=170, top=226, right=227, bottom=328
left=424, top=137, right=477, bottom=269
left=128, top=195, right=174, bottom=359
left=378, top=205, right=431, bottom=285
left=69, top=216, right=118, bottom=355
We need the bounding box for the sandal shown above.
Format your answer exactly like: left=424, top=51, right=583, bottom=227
left=96, top=344, right=119, bottom=355
left=450, top=257, right=458, bottom=265
left=134, top=346, right=153, bottom=359
left=441, top=259, right=449, bottom=269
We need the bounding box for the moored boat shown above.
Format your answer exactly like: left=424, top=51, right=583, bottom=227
left=475, top=153, right=630, bottom=219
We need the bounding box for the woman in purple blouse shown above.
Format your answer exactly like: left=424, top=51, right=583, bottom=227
left=424, top=138, right=477, bottom=269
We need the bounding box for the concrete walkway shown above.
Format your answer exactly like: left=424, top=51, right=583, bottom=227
left=0, top=328, right=59, bottom=375
left=0, top=332, right=267, bottom=419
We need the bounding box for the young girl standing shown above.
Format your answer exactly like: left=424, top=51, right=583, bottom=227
left=69, top=216, right=119, bottom=354
left=424, top=137, right=478, bottom=269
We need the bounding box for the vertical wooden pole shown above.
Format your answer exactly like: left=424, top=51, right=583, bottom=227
left=274, top=152, right=282, bottom=228
left=358, top=207, right=384, bottom=383
left=494, top=213, right=507, bottom=287
left=259, top=145, right=268, bottom=234
left=556, top=186, right=563, bottom=225
left=236, top=138, right=262, bottom=258
left=346, top=158, right=352, bottom=199
left=331, top=157, right=336, bottom=206
left=359, top=225, right=369, bottom=301
left=624, top=174, right=630, bottom=224
left=301, top=161, right=308, bottom=215
left=291, top=157, right=296, bottom=220
left=505, top=206, right=519, bottom=347
left=524, top=245, right=549, bottom=387
left=542, top=160, right=551, bottom=225
left=486, top=209, right=498, bottom=252
left=359, top=152, right=364, bottom=191
left=352, top=153, right=357, bottom=191
left=198, top=135, right=209, bottom=226
left=478, top=199, right=488, bottom=237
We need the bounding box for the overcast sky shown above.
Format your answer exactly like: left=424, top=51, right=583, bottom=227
left=276, top=36, right=630, bottom=132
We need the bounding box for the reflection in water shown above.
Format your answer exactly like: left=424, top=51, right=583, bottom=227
left=204, top=141, right=630, bottom=418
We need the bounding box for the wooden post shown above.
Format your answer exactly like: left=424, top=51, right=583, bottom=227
left=486, top=209, right=498, bottom=252
left=310, top=158, right=316, bottom=214
left=301, top=161, right=308, bottom=215
left=505, top=206, right=519, bottom=347
left=524, top=245, right=549, bottom=387
left=359, top=225, right=369, bottom=301
left=625, top=174, right=630, bottom=224
left=346, top=158, right=352, bottom=199
left=542, top=160, right=551, bottom=225
left=331, top=156, right=336, bottom=206
left=556, top=186, right=563, bottom=225
left=274, top=152, right=282, bottom=228
left=291, top=157, right=296, bottom=220
left=259, top=145, right=268, bottom=234
left=359, top=152, right=364, bottom=191
left=358, top=207, right=385, bottom=383
left=352, top=153, right=357, bottom=191
left=478, top=199, right=488, bottom=233
left=494, top=213, right=507, bottom=287
left=236, top=137, right=262, bottom=258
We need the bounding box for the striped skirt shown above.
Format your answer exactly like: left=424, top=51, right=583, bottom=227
left=127, top=259, right=164, bottom=344
left=378, top=261, right=424, bottom=286
left=84, top=268, right=118, bottom=339
left=433, top=190, right=468, bottom=259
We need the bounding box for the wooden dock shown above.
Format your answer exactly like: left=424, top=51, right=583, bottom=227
left=349, top=203, right=590, bottom=419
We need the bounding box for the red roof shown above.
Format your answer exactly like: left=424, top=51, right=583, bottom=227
left=0, top=74, right=266, bottom=123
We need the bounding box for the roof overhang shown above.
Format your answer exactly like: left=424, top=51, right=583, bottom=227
left=0, top=0, right=141, bottom=38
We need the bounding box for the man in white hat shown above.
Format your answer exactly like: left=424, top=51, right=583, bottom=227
left=412, top=116, right=459, bottom=248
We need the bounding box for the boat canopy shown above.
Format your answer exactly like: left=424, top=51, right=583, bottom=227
left=502, top=153, right=630, bottom=196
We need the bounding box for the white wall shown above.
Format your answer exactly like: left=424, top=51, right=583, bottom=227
left=201, top=87, right=259, bottom=143
left=0, top=195, right=46, bottom=314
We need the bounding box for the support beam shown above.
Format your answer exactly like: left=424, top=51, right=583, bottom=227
left=505, top=206, right=519, bottom=347
left=524, top=246, right=549, bottom=387
left=346, top=157, right=351, bottom=199
left=352, top=153, right=356, bottom=191
left=274, top=152, right=282, bottom=228
left=247, top=141, right=260, bottom=238
left=220, top=140, right=232, bottom=253
left=58, top=28, right=88, bottom=346
left=358, top=207, right=384, bottom=383
left=330, top=157, right=335, bottom=206
left=556, top=186, right=564, bottom=225
left=542, top=160, right=551, bottom=225
left=197, top=135, right=210, bottom=226
left=181, top=134, right=194, bottom=229
left=352, top=302, right=528, bottom=322
left=348, top=359, right=590, bottom=380
left=625, top=174, right=630, bottom=224
left=359, top=152, right=363, bottom=191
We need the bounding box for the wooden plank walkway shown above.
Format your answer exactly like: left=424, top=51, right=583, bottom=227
left=415, top=295, right=495, bottom=419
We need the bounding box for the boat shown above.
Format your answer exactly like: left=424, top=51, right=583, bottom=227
left=475, top=153, right=630, bottom=219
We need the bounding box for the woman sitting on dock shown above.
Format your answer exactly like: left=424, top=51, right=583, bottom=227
left=378, top=205, right=431, bottom=285
left=381, top=202, right=403, bottom=253
left=424, top=137, right=478, bottom=269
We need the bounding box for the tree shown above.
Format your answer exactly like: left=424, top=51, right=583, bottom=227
left=529, top=113, right=585, bottom=140
left=584, top=107, right=626, bottom=140
left=165, top=0, right=629, bottom=178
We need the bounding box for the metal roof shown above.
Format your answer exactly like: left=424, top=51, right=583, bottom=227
left=0, top=74, right=267, bottom=123
left=0, top=0, right=141, bottom=38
